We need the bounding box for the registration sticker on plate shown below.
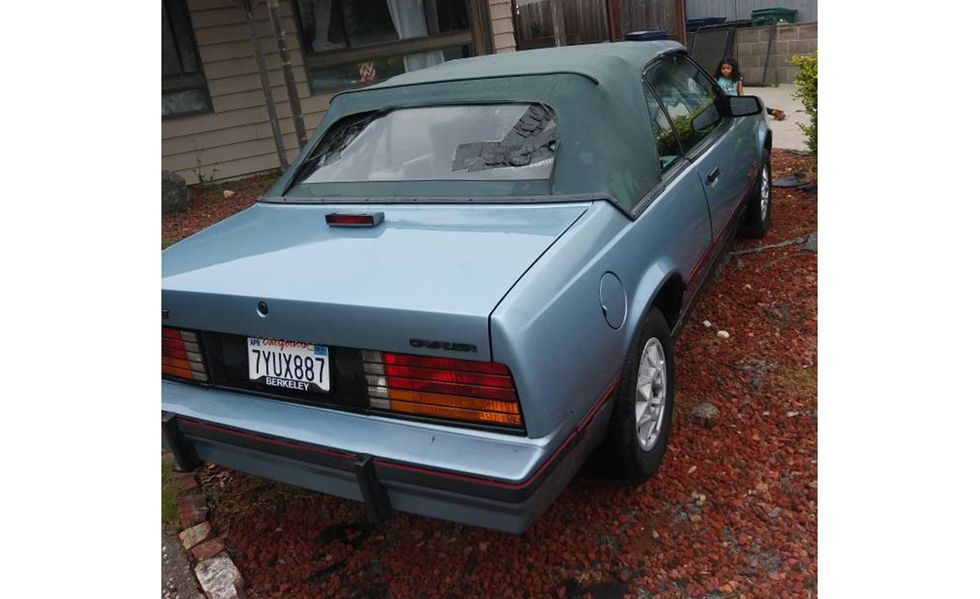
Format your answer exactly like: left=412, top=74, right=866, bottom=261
left=247, top=337, right=330, bottom=392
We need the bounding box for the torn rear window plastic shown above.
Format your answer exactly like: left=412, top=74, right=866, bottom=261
left=452, top=104, right=556, bottom=173
left=293, top=103, right=556, bottom=184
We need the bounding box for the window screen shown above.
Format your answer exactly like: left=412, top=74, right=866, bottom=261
left=162, top=0, right=211, bottom=118
left=296, top=0, right=472, bottom=93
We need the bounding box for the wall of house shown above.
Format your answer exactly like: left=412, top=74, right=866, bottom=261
left=164, top=0, right=519, bottom=184
left=734, top=21, right=816, bottom=85
left=162, top=0, right=328, bottom=184
left=489, top=0, right=517, bottom=51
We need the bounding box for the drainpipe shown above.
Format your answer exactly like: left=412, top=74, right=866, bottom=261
left=241, top=0, right=288, bottom=171
left=267, top=0, right=307, bottom=149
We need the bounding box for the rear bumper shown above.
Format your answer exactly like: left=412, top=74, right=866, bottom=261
left=162, top=378, right=618, bottom=533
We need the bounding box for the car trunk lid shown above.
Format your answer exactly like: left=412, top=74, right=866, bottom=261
left=162, top=202, right=588, bottom=362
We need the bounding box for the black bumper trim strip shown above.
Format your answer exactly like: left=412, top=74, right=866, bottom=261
left=162, top=411, right=201, bottom=472
left=172, top=375, right=620, bottom=504
left=354, top=455, right=392, bottom=521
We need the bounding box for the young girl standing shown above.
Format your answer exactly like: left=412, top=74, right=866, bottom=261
left=714, top=57, right=785, bottom=120
left=715, top=57, right=744, bottom=97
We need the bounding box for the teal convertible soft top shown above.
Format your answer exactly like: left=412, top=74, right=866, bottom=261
left=270, top=41, right=686, bottom=210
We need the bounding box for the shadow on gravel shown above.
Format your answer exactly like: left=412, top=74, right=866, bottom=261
left=307, top=522, right=376, bottom=584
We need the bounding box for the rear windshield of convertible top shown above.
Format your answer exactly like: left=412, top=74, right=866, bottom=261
left=292, top=103, right=557, bottom=184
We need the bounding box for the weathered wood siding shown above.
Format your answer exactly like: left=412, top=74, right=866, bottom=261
left=513, top=0, right=609, bottom=48
left=162, top=0, right=331, bottom=183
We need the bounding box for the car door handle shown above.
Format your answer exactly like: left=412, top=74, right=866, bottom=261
left=706, top=167, right=720, bottom=184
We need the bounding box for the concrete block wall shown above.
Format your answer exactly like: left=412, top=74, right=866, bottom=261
left=735, top=22, right=817, bottom=85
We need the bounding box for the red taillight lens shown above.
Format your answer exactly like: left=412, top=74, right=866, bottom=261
left=325, top=212, right=384, bottom=227
left=162, top=328, right=208, bottom=382
left=378, top=352, right=509, bottom=375
left=363, top=350, right=523, bottom=428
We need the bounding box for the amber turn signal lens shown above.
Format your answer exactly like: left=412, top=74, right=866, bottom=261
left=162, top=328, right=208, bottom=382
left=386, top=399, right=523, bottom=427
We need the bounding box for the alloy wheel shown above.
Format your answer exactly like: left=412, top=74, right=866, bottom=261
left=760, top=165, right=771, bottom=219
left=635, top=337, right=668, bottom=451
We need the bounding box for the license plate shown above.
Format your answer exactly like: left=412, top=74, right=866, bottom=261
left=247, top=337, right=330, bottom=393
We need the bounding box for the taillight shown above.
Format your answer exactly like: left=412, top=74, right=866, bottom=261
left=362, top=350, right=523, bottom=428
left=325, top=212, right=385, bottom=227
left=162, top=327, right=208, bottom=382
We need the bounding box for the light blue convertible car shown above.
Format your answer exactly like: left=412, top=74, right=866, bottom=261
left=162, top=41, right=771, bottom=533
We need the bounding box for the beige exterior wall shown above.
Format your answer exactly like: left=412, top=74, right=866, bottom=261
left=162, top=0, right=330, bottom=184
left=488, top=0, right=517, bottom=52
left=163, top=0, right=520, bottom=183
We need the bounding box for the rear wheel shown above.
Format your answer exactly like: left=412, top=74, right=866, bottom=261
left=738, top=152, right=772, bottom=238
left=597, top=307, right=675, bottom=483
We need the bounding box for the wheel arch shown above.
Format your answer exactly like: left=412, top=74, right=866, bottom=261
left=649, top=273, right=686, bottom=332
left=762, top=125, right=773, bottom=155
left=595, top=264, right=681, bottom=483
left=624, top=261, right=687, bottom=349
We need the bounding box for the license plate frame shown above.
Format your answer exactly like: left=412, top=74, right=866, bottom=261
left=246, top=337, right=330, bottom=393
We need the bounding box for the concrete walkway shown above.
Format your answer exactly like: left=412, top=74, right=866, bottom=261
left=743, top=84, right=808, bottom=151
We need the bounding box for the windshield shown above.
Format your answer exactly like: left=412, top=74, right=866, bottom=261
left=293, top=103, right=557, bottom=184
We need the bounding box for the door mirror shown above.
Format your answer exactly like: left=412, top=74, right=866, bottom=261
left=691, top=103, right=722, bottom=134
left=728, top=95, right=764, bottom=117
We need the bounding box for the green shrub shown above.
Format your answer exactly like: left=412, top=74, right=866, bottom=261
left=790, top=52, right=817, bottom=155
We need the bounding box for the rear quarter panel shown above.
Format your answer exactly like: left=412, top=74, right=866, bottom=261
left=491, top=172, right=712, bottom=439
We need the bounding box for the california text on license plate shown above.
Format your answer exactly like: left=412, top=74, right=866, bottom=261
left=247, top=337, right=330, bottom=392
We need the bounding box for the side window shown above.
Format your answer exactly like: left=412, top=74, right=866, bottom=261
left=295, top=0, right=473, bottom=95
left=642, top=84, right=683, bottom=172
left=162, top=0, right=211, bottom=118
left=644, top=55, right=723, bottom=151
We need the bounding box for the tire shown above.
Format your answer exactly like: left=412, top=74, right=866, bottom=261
left=737, top=151, right=772, bottom=239
left=596, top=307, right=676, bottom=484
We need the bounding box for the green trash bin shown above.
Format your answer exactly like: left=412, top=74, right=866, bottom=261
left=751, top=8, right=798, bottom=26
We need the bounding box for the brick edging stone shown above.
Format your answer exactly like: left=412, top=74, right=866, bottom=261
left=171, top=471, right=246, bottom=599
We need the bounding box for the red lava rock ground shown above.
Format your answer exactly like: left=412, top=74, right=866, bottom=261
left=162, top=172, right=279, bottom=247
left=173, top=149, right=817, bottom=598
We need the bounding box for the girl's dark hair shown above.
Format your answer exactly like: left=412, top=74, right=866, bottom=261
left=715, top=57, right=741, bottom=80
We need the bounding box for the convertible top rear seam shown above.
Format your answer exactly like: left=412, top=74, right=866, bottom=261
left=258, top=193, right=606, bottom=205
left=330, top=72, right=600, bottom=100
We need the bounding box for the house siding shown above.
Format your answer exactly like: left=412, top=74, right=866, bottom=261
left=489, top=0, right=517, bottom=52
left=162, top=0, right=330, bottom=184
left=163, top=0, right=518, bottom=183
